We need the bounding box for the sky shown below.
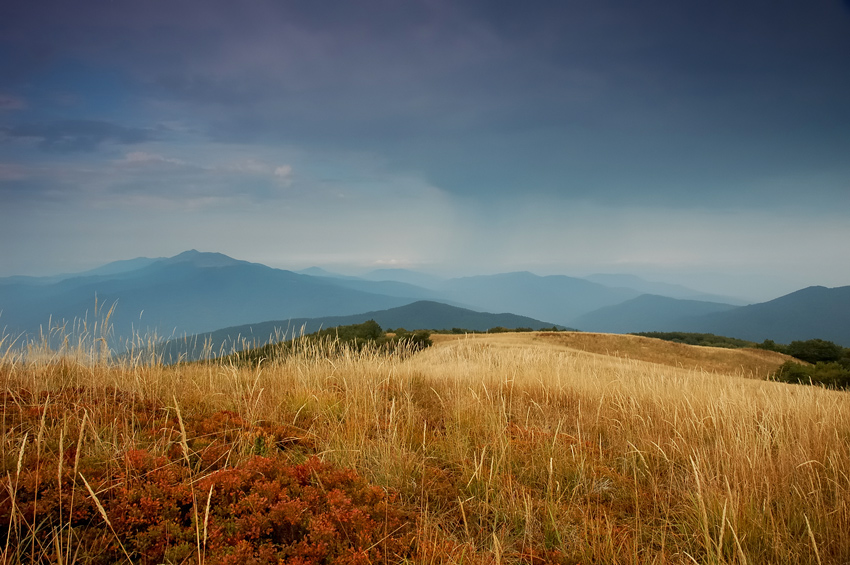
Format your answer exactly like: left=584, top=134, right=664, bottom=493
left=1, top=0, right=850, bottom=301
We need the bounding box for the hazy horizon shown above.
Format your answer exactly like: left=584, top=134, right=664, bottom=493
left=0, top=247, right=840, bottom=304
left=2, top=1, right=849, bottom=303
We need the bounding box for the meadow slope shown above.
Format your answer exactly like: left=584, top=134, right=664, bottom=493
left=1, top=331, right=848, bottom=564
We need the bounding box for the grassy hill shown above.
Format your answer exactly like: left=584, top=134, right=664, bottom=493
left=534, top=331, right=793, bottom=379
left=4, top=329, right=847, bottom=564
left=429, top=330, right=794, bottom=380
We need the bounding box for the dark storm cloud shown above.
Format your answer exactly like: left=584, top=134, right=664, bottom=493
left=146, top=0, right=850, bottom=206
left=1, top=0, right=849, bottom=207
left=1, top=120, right=156, bottom=152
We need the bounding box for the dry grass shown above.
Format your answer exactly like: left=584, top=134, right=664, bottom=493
left=2, top=329, right=849, bottom=564
left=533, top=331, right=794, bottom=379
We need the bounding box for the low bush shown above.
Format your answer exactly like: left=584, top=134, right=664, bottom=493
left=227, top=320, right=432, bottom=366
left=774, top=360, right=850, bottom=390
left=0, top=390, right=415, bottom=565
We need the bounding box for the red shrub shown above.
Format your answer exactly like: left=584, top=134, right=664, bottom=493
left=1, top=389, right=413, bottom=565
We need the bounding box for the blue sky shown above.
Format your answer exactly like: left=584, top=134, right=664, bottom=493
left=2, top=0, right=849, bottom=300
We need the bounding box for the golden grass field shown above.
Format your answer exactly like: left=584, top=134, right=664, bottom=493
left=2, top=329, right=849, bottom=564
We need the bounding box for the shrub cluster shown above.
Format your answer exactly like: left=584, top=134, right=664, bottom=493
left=758, top=338, right=850, bottom=389
left=0, top=390, right=414, bottom=564
left=759, top=338, right=850, bottom=365
left=385, top=327, right=434, bottom=349
left=228, top=320, right=432, bottom=366
left=774, top=361, right=850, bottom=390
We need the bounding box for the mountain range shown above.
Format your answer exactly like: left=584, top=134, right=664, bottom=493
left=572, top=286, right=850, bottom=346
left=1, top=250, right=848, bottom=347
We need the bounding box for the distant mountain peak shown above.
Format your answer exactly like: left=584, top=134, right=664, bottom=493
left=170, top=249, right=203, bottom=260
left=163, top=250, right=241, bottom=268
left=797, top=285, right=829, bottom=293
left=759, top=284, right=846, bottom=306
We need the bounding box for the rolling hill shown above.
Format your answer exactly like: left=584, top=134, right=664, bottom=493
left=435, top=330, right=794, bottom=380
left=154, top=300, right=564, bottom=363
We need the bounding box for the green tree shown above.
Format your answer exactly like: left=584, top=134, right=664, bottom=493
left=775, top=361, right=850, bottom=390
left=786, top=339, right=843, bottom=364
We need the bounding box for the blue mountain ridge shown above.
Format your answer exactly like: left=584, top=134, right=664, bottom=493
left=2, top=250, right=847, bottom=347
